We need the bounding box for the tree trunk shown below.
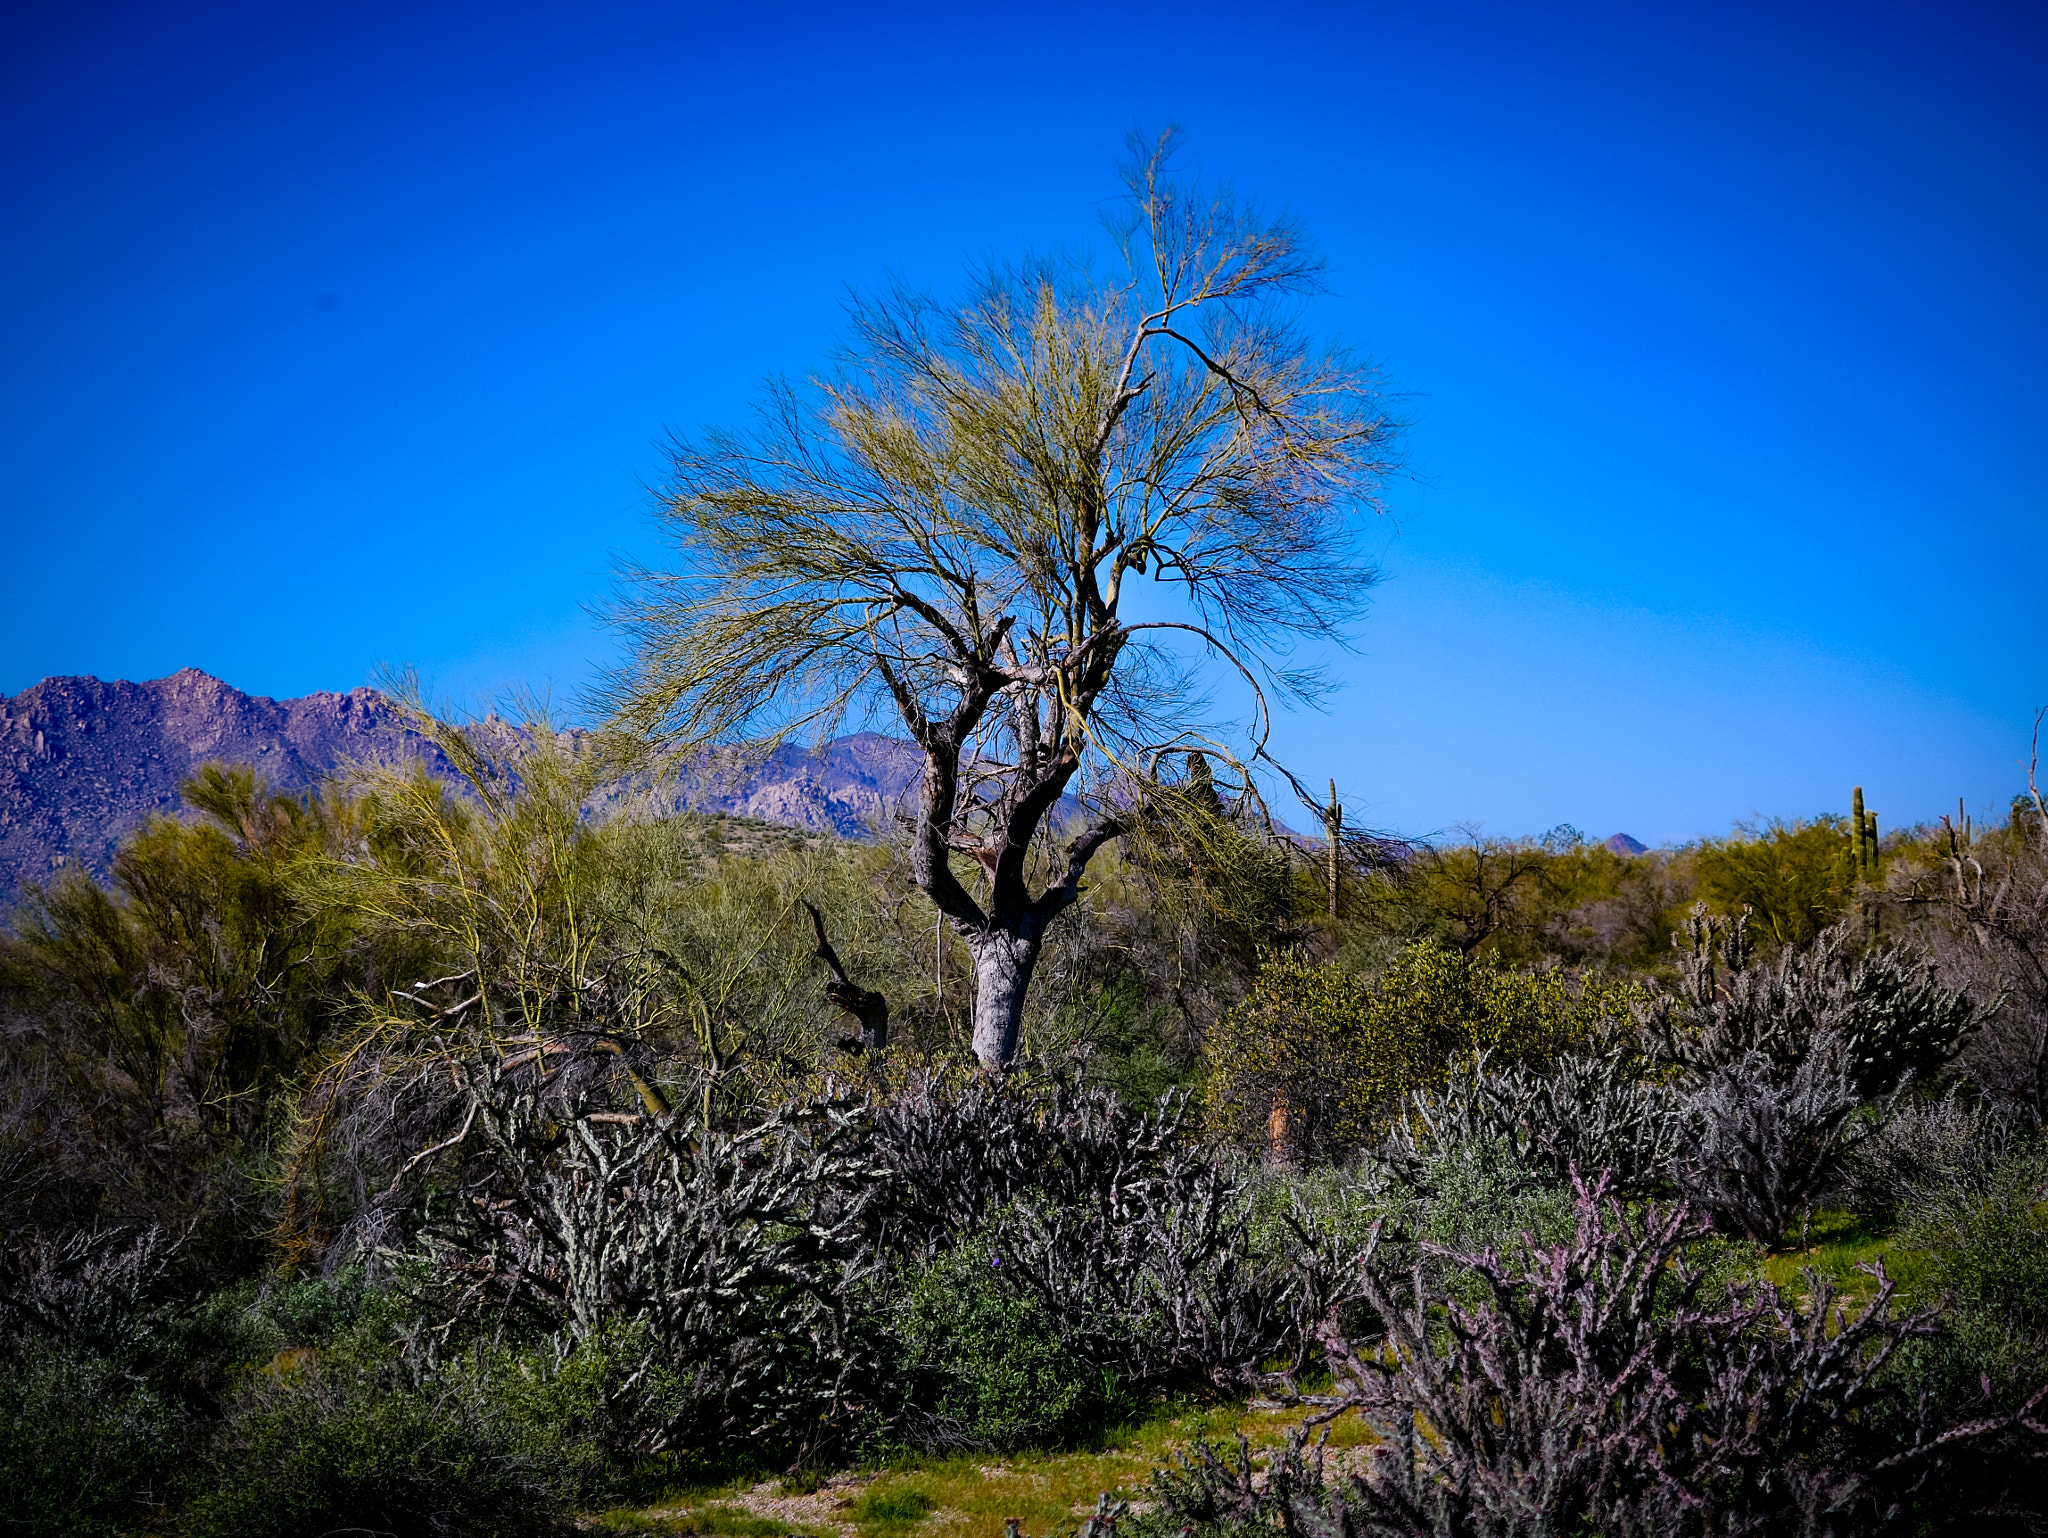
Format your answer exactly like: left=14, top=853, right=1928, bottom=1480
left=967, top=921, right=1045, bottom=1069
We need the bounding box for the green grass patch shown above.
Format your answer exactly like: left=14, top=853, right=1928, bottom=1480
left=838, top=1400, right=1378, bottom=1538
left=595, top=1502, right=834, bottom=1537
left=587, top=1400, right=1384, bottom=1538
left=1759, top=1209, right=1932, bottom=1309
left=850, top=1483, right=937, bottom=1531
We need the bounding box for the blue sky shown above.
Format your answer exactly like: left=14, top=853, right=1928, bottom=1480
left=2, top=0, right=2041, bottom=846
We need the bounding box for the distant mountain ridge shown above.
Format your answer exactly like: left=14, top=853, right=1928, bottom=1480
left=0, top=670, right=426, bottom=900
left=0, top=670, right=929, bottom=905
left=0, top=669, right=1653, bottom=907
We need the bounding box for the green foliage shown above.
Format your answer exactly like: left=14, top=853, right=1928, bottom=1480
left=1902, top=1147, right=2048, bottom=1403
left=1875, top=1147, right=2048, bottom=1523
left=0, top=1339, right=189, bottom=1536
left=1364, top=831, right=1686, bottom=970
left=0, top=765, right=390, bottom=1250
left=1200, top=955, right=1379, bottom=1156
left=175, top=1351, right=568, bottom=1538
left=1025, top=973, right=1192, bottom=1107
left=1412, top=1138, right=1578, bottom=1259
left=1201, top=943, right=1635, bottom=1157
left=1694, top=816, right=1856, bottom=949
left=891, top=1237, right=1114, bottom=1452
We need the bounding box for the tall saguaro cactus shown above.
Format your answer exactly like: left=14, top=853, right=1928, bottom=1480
left=1851, top=786, right=1880, bottom=881
left=1851, top=785, right=1883, bottom=939
left=1324, top=778, right=1342, bottom=920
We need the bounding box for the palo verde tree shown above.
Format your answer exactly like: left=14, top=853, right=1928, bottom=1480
left=608, top=134, right=1400, bottom=1067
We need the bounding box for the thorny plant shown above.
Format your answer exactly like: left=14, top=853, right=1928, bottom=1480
left=1380, top=1048, right=1688, bottom=1196
left=1639, top=909, right=1980, bottom=1245
left=360, top=1050, right=1346, bottom=1462
left=278, top=689, right=822, bottom=1266
left=1137, top=1176, right=2048, bottom=1538
left=1897, top=708, right=2048, bottom=1120
left=1649, top=906, right=1978, bottom=1101
left=393, top=1044, right=889, bottom=1459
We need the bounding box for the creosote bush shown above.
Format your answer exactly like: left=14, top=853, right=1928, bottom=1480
left=892, top=1237, right=1111, bottom=1450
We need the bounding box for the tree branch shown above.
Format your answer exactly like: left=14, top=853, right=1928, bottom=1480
left=802, top=900, right=889, bottom=1051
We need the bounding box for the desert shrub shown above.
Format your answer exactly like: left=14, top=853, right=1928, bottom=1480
left=1200, top=956, right=1379, bottom=1158
left=1134, top=1178, right=2048, bottom=1538
left=975, top=1114, right=1315, bottom=1394
left=1644, top=911, right=1979, bottom=1246
left=1695, top=815, right=1858, bottom=949
left=0, top=1221, right=183, bottom=1365
left=175, top=1351, right=566, bottom=1538
left=1893, top=787, right=2048, bottom=1120
left=866, top=1065, right=1159, bottom=1255
left=1409, top=1134, right=1579, bottom=1262
left=1902, top=1147, right=2048, bottom=1400
left=387, top=1059, right=1312, bottom=1464
left=890, top=1237, right=1111, bottom=1450
left=1367, top=942, right=1630, bottom=1070
left=1879, top=1147, right=2048, bottom=1529
left=1202, top=945, right=1632, bottom=1159
left=1835, top=1089, right=2036, bottom=1218
left=393, top=1071, right=888, bottom=1465
left=0, top=1338, right=189, bottom=1537
left=865, top=1069, right=1331, bottom=1395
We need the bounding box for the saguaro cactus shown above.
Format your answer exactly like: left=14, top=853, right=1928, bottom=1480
left=1851, top=786, right=1880, bottom=881
left=1324, top=778, right=1342, bottom=919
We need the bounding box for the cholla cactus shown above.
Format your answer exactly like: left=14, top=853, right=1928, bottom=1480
left=1382, top=1048, right=1688, bottom=1194
left=1670, top=1035, right=1865, bottom=1244
left=868, top=1069, right=1326, bottom=1391
left=1133, top=1177, right=2048, bottom=1538
left=1655, top=906, right=1977, bottom=1099
left=393, top=1046, right=889, bottom=1455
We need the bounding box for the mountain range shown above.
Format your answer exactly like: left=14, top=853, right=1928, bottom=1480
left=0, top=668, right=1654, bottom=907
left=0, top=669, right=926, bottom=904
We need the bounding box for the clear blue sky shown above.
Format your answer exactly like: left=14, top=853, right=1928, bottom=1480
left=2, top=0, right=2041, bottom=846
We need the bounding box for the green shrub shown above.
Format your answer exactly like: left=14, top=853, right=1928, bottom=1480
left=891, top=1240, right=1110, bottom=1451
left=1883, top=1148, right=2048, bottom=1523
left=1416, top=1136, right=1577, bottom=1260
left=0, top=1340, right=188, bottom=1537
left=483, top=1328, right=644, bottom=1505
left=175, top=1353, right=567, bottom=1538
left=1202, top=944, right=1634, bottom=1157
left=1903, top=1148, right=2048, bottom=1404
left=165, top=1266, right=385, bottom=1405
left=1694, top=817, right=1856, bottom=949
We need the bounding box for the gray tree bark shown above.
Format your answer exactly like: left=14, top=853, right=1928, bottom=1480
left=967, top=922, right=1046, bottom=1069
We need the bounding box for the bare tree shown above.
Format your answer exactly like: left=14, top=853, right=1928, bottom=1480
left=607, top=132, right=1400, bottom=1067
